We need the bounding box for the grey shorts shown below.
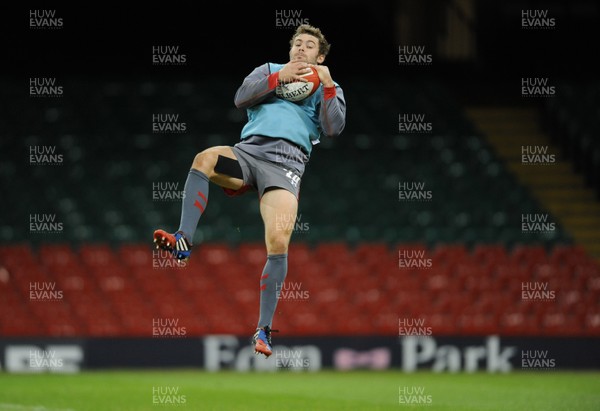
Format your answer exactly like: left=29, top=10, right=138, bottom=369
left=232, top=146, right=302, bottom=199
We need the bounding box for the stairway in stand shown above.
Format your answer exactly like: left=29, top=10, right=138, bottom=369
left=465, top=106, right=600, bottom=262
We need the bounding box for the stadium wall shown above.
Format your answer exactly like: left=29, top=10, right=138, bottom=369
left=1, top=336, right=598, bottom=373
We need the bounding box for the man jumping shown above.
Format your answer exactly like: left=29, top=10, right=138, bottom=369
left=153, top=24, right=346, bottom=357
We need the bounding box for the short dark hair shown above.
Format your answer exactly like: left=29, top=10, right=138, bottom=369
left=290, top=24, right=331, bottom=57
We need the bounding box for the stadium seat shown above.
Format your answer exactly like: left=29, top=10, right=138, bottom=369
left=1, top=76, right=598, bottom=340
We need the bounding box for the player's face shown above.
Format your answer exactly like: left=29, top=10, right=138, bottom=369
left=290, top=34, right=325, bottom=64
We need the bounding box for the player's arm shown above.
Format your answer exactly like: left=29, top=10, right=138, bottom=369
left=310, top=64, right=346, bottom=137
left=234, top=63, right=280, bottom=109
left=319, top=84, right=346, bottom=137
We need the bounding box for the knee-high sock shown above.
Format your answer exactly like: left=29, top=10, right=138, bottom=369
left=258, top=254, right=288, bottom=329
left=177, top=169, right=209, bottom=242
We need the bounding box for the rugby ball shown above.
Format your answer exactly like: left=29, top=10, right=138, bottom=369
left=276, top=67, right=320, bottom=102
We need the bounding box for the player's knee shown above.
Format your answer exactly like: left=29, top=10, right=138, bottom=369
left=191, top=150, right=217, bottom=176
left=266, top=234, right=290, bottom=255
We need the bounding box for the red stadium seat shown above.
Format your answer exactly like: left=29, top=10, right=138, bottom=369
left=2, top=242, right=598, bottom=338
left=289, top=241, right=312, bottom=265
left=313, top=242, right=354, bottom=266
left=354, top=243, right=393, bottom=267
left=196, top=243, right=236, bottom=265
left=237, top=242, right=268, bottom=265
left=0, top=244, right=37, bottom=266
left=510, top=244, right=547, bottom=267
left=549, top=244, right=591, bottom=266
left=118, top=244, right=153, bottom=266
left=471, top=244, right=508, bottom=265
left=458, top=312, right=500, bottom=336
left=38, top=243, right=79, bottom=266
left=431, top=244, right=470, bottom=266
left=584, top=313, right=600, bottom=335
left=79, top=244, right=118, bottom=267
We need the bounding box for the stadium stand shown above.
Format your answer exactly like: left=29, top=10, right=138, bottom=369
left=0, top=75, right=598, bottom=339
left=542, top=80, right=600, bottom=198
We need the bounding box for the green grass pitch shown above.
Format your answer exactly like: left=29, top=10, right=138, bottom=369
left=1, top=369, right=599, bottom=411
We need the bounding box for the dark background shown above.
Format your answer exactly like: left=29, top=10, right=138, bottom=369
left=1, top=0, right=599, bottom=246
left=3, top=1, right=598, bottom=95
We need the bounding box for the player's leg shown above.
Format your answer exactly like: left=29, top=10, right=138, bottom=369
left=177, top=145, right=245, bottom=239
left=154, top=146, right=244, bottom=260
left=193, top=146, right=245, bottom=190
left=253, top=187, right=298, bottom=357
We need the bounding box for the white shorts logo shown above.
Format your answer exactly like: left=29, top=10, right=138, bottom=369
left=284, top=169, right=301, bottom=188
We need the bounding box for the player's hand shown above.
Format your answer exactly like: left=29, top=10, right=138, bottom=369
left=278, top=61, right=312, bottom=84
left=309, top=64, right=335, bottom=88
